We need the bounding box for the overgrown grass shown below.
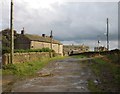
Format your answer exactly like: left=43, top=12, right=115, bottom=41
left=106, top=53, right=119, bottom=64
left=89, top=56, right=120, bottom=92
left=88, top=80, right=102, bottom=92
left=2, top=56, right=67, bottom=77
left=91, top=58, right=107, bottom=76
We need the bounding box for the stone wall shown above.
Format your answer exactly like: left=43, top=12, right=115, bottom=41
left=2, top=52, right=57, bottom=65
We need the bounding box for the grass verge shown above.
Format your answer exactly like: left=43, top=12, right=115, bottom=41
left=2, top=56, right=67, bottom=77
left=88, top=56, right=120, bottom=92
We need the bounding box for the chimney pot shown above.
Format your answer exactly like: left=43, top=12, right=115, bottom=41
left=42, top=34, right=45, bottom=37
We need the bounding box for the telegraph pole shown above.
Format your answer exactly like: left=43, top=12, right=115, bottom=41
left=106, top=18, right=109, bottom=51
left=10, top=0, right=14, bottom=64
left=50, top=30, right=53, bottom=57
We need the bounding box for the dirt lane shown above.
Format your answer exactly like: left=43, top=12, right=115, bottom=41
left=12, top=57, right=96, bottom=92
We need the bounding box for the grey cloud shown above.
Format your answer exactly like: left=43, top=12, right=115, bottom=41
left=1, top=1, right=118, bottom=50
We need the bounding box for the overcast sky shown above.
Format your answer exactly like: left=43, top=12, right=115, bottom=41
left=0, top=0, right=119, bottom=50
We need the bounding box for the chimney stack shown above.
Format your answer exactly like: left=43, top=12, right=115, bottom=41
left=50, top=30, right=53, bottom=38
left=21, top=27, right=24, bottom=35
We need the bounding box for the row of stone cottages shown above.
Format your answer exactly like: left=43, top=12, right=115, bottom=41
left=15, top=29, right=63, bottom=56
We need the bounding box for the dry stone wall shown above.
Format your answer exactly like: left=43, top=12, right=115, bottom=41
left=2, top=52, right=55, bottom=65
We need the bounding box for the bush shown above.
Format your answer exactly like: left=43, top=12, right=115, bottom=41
left=3, top=47, right=54, bottom=54
left=14, top=48, right=53, bottom=53
left=2, top=47, right=10, bottom=54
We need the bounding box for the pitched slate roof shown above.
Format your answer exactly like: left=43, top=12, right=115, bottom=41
left=22, top=34, right=62, bottom=44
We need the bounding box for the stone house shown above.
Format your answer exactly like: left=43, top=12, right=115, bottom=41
left=94, top=46, right=108, bottom=52
left=63, top=44, right=89, bottom=55
left=15, top=29, right=63, bottom=56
